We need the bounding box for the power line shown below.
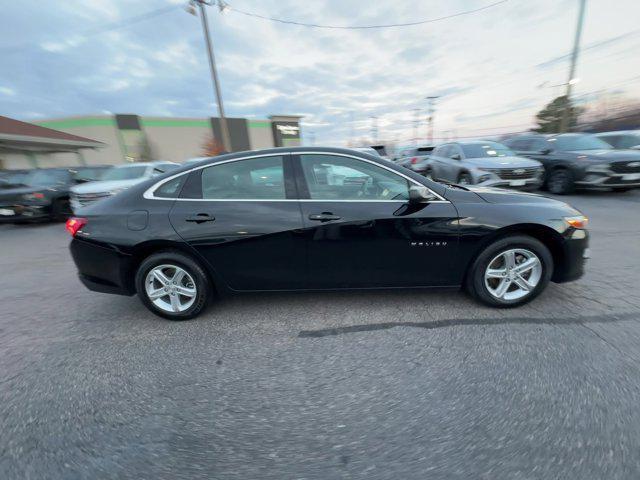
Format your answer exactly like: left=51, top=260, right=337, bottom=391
left=227, top=0, right=511, bottom=30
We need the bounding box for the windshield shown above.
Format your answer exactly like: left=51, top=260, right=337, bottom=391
left=102, top=165, right=147, bottom=181
left=550, top=135, right=612, bottom=151
left=24, top=169, right=70, bottom=186
left=460, top=142, right=515, bottom=158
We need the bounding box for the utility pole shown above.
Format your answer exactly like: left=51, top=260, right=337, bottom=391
left=412, top=108, right=421, bottom=145
left=370, top=116, right=378, bottom=144
left=425, top=96, right=439, bottom=144
left=559, top=0, right=587, bottom=133
left=191, top=0, right=232, bottom=152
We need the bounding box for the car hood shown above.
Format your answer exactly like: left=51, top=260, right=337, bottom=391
left=464, top=156, right=541, bottom=169
left=570, top=149, right=640, bottom=162
left=71, top=178, right=143, bottom=194
left=465, top=185, right=566, bottom=206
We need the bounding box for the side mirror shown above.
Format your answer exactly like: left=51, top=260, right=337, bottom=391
left=451, top=154, right=461, bottom=160
left=409, top=185, right=436, bottom=203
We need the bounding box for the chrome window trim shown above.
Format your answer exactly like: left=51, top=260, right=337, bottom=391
left=143, top=151, right=448, bottom=203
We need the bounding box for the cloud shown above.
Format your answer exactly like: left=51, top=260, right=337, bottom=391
left=1, top=0, right=639, bottom=145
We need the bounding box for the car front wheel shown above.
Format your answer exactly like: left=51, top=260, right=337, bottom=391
left=135, top=250, right=211, bottom=320
left=466, top=235, right=553, bottom=307
left=458, top=172, right=473, bottom=185
left=546, top=169, right=574, bottom=195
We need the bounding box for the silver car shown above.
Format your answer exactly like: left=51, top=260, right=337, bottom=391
left=428, top=141, right=544, bottom=189
left=70, top=161, right=179, bottom=212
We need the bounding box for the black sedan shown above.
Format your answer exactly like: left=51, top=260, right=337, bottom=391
left=0, top=168, right=76, bottom=223
left=505, top=133, right=640, bottom=194
left=67, top=147, right=589, bottom=320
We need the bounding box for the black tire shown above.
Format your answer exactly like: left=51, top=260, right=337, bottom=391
left=52, top=198, right=72, bottom=222
left=546, top=169, right=574, bottom=195
left=458, top=172, right=473, bottom=185
left=135, top=250, right=211, bottom=320
left=466, top=235, right=553, bottom=308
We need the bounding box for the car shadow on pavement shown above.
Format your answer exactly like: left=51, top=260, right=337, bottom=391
left=298, top=312, right=638, bottom=338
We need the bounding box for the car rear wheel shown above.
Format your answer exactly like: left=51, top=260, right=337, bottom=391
left=458, top=172, right=472, bottom=185
left=546, top=169, right=574, bottom=195
left=466, top=235, right=553, bottom=307
left=135, top=250, right=211, bottom=320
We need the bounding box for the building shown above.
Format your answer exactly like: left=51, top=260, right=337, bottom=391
left=31, top=113, right=303, bottom=166
left=0, top=116, right=103, bottom=170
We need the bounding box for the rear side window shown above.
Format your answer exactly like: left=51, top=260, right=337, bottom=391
left=154, top=176, right=186, bottom=198
left=201, top=156, right=285, bottom=199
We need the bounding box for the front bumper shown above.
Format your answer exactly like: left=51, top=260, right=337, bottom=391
left=70, top=238, right=135, bottom=296
left=0, top=203, right=51, bottom=223
left=553, top=228, right=589, bottom=283
left=576, top=167, right=640, bottom=189
left=479, top=178, right=543, bottom=191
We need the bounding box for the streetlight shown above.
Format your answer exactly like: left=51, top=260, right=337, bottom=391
left=187, top=0, right=232, bottom=152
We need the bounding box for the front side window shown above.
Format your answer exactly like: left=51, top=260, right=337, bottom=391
left=201, top=156, right=285, bottom=199
left=300, top=154, right=411, bottom=201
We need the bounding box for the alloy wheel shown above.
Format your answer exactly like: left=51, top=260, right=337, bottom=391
left=484, top=248, right=542, bottom=301
left=145, top=264, right=197, bottom=313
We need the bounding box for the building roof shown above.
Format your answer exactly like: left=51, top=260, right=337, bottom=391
left=0, top=115, right=103, bottom=152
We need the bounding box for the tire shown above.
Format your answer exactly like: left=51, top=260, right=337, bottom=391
left=135, top=250, right=211, bottom=320
left=458, top=172, right=473, bottom=185
left=423, top=168, right=433, bottom=180
left=546, top=169, right=574, bottom=195
left=52, top=198, right=72, bottom=222
left=466, top=235, right=553, bottom=308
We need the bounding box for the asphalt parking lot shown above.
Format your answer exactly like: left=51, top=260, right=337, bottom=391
left=2, top=189, right=640, bottom=479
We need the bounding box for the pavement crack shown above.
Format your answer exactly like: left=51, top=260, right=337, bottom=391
left=298, top=312, right=639, bottom=338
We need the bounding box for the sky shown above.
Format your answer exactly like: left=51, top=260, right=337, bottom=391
left=1, top=0, right=639, bottom=146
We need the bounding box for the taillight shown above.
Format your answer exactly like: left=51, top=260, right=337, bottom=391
left=411, top=157, right=419, bottom=164
left=65, top=217, right=87, bottom=237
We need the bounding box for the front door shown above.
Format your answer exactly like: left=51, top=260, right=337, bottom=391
left=294, top=153, right=460, bottom=289
left=169, top=154, right=306, bottom=291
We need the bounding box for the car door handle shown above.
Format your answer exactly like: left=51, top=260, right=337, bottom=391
left=308, top=213, right=341, bottom=222
left=185, top=213, right=215, bottom=223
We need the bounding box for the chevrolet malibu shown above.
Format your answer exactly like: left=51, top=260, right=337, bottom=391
left=67, top=147, right=588, bottom=320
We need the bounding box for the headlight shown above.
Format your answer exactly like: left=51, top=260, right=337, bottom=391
left=478, top=174, right=493, bottom=183
left=22, top=192, right=45, bottom=200
left=564, top=215, right=588, bottom=229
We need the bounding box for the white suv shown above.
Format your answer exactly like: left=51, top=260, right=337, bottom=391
left=70, top=161, right=179, bottom=212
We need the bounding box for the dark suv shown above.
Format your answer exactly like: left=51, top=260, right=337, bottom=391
left=0, top=168, right=79, bottom=223
left=505, top=133, right=640, bottom=194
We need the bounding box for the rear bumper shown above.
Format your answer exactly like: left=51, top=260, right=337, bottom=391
left=70, top=238, right=135, bottom=296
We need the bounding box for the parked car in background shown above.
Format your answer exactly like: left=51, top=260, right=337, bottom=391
left=0, top=169, right=30, bottom=189
left=594, top=130, right=640, bottom=150
left=70, top=161, right=179, bottom=212
left=396, top=145, right=436, bottom=176
left=66, top=146, right=588, bottom=320
left=0, top=168, right=80, bottom=223
left=352, top=147, right=380, bottom=156
left=70, top=165, right=113, bottom=183
left=505, top=133, right=640, bottom=194
left=428, top=141, right=544, bottom=190
left=184, top=156, right=212, bottom=164
left=370, top=145, right=390, bottom=160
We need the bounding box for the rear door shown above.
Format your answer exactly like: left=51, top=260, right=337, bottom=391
left=168, top=154, right=306, bottom=291
left=293, top=153, right=460, bottom=288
